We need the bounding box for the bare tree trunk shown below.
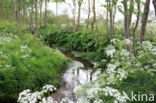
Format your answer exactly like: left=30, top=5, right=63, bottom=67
left=13, top=0, right=18, bottom=22
left=35, top=0, right=38, bottom=34
left=91, top=0, right=97, bottom=33
left=123, top=1, right=129, bottom=38
left=109, top=1, right=114, bottom=38
left=153, top=0, right=156, bottom=16
left=112, top=5, right=116, bottom=36
left=86, top=0, right=91, bottom=29
left=22, top=1, right=25, bottom=24
left=77, top=3, right=82, bottom=30
left=132, top=2, right=140, bottom=56
left=30, top=4, right=34, bottom=31
left=140, top=0, right=151, bottom=43
left=44, top=0, right=47, bottom=28
left=40, top=0, right=43, bottom=28
left=128, top=0, right=134, bottom=27
left=72, top=0, right=76, bottom=26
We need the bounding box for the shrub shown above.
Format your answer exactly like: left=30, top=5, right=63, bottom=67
left=0, top=22, right=69, bottom=102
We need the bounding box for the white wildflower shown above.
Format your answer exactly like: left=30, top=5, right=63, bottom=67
left=142, top=41, right=152, bottom=50
left=125, top=39, right=132, bottom=45
left=106, top=45, right=116, bottom=58
left=111, top=38, right=120, bottom=43
left=120, top=49, right=129, bottom=56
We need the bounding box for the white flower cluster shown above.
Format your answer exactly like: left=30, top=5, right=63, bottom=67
left=75, top=86, right=129, bottom=103
left=117, top=68, right=128, bottom=81
left=105, top=63, right=128, bottom=84
left=111, top=38, right=120, bottom=44
left=60, top=97, right=74, bottom=103
left=106, top=45, right=116, bottom=58
left=101, top=87, right=129, bottom=103
left=77, top=97, right=103, bottom=103
left=20, top=45, right=32, bottom=59
left=120, top=49, right=129, bottom=57
left=17, top=85, right=57, bottom=103
left=125, top=39, right=132, bottom=45
left=42, top=85, right=57, bottom=92
left=107, top=63, right=117, bottom=74
left=151, top=46, right=156, bottom=55
left=77, top=98, right=90, bottom=103
left=40, top=96, right=55, bottom=103
left=0, top=32, right=18, bottom=44
left=142, top=41, right=153, bottom=50
left=0, top=51, right=16, bottom=70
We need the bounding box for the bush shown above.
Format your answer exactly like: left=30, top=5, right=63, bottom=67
left=39, top=27, right=111, bottom=61
left=0, top=22, right=69, bottom=102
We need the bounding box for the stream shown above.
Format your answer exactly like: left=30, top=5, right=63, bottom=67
left=51, top=51, right=101, bottom=102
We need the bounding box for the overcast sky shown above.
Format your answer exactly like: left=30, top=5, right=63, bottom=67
left=48, top=0, right=155, bottom=21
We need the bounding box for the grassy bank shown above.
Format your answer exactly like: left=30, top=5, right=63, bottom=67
left=0, top=21, right=69, bottom=102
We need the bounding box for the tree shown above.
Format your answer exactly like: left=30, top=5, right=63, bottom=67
left=77, top=0, right=83, bottom=30
left=30, top=0, right=34, bottom=31
left=45, top=0, right=48, bottom=28
left=104, top=0, right=118, bottom=38
left=13, top=0, right=18, bottom=22
left=128, top=0, right=134, bottom=27
left=72, top=0, right=76, bottom=26
left=35, top=0, right=38, bottom=34
left=132, top=0, right=141, bottom=56
left=40, top=0, right=43, bottom=28
left=86, top=0, right=91, bottom=29
left=52, top=0, right=65, bottom=27
left=91, top=0, right=97, bottom=33
left=140, top=0, right=151, bottom=43
left=123, top=0, right=129, bottom=39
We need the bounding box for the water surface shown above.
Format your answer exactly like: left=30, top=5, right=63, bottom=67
left=52, top=51, right=100, bottom=102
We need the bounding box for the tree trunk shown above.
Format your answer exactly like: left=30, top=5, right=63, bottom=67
left=109, top=1, right=114, bottom=38
left=112, top=4, right=116, bottom=36
left=132, top=2, right=140, bottom=56
left=44, top=0, right=47, bottom=28
left=91, top=0, right=96, bottom=33
left=153, top=0, right=156, bottom=16
left=140, top=0, right=151, bottom=43
left=128, top=0, right=134, bottom=27
left=86, top=0, right=91, bottom=29
left=30, top=4, right=34, bottom=31
left=22, top=1, right=25, bottom=24
left=13, top=0, right=18, bottom=22
left=77, top=3, right=82, bottom=30
left=72, top=0, right=76, bottom=26
left=35, top=0, right=38, bottom=34
left=40, top=0, right=43, bottom=28
left=123, top=1, right=129, bottom=38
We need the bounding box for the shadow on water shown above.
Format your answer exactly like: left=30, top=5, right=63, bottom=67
left=51, top=50, right=101, bottom=102
left=61, top=50, right=94, bottom=69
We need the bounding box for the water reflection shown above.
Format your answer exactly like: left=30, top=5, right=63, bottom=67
left=52, top=51, right=101, bottom=102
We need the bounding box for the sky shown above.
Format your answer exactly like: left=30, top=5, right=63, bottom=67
left=48, top=0, right=155, bottom=22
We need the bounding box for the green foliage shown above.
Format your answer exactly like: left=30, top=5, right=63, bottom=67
left=0, top=21, right=69, bottom=102
left=39, top=26, right=112, bottom=61
left=74, top=35, right=156, bottom=103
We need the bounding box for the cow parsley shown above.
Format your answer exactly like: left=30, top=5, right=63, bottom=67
left=106, top=45, right=116, bottom=57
